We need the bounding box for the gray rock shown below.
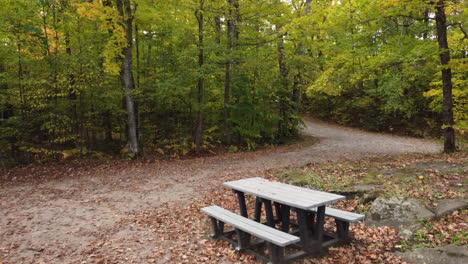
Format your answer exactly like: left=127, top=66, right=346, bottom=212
left=366, top=197, right=435, bottom=228
left=353, top=184, right=382, bottom=192
left=431, top=199, right=468, bottom=218
left=398, top=229, right=413, bottom=240
left=396, top=245, right=468, bottom=264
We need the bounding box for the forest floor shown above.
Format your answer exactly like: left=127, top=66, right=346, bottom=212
left=0, top=117, right=446, bottom=264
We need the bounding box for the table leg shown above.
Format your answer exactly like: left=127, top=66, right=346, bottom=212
left=234, top=190, right=248, bottom=218
left=314, top=205, right=326, bottom=242
left=280, top=205, right=290, bottom=232
left=295, top=208, right=313, bottom=251
left=274, top=202, right=282, bottom=222
left=254, top=197, right=262, bottom=222
left=262, top=199, right=275, bottom=227
left=306, top=211, right=315, bottom=234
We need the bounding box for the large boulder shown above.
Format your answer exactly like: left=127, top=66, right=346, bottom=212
left=366, top=197, right=434, bottom=228
left=396, top=245, right=468, bottom=264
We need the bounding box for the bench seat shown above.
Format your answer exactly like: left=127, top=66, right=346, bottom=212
left=201, top=205, right=299, bottom=247
left=311, top=207, right=365, bottom=222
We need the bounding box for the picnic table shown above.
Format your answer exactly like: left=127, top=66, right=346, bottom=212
left=202, top=177, right=364, bottom=263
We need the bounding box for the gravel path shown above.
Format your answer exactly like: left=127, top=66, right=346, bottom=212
left=0, top=118, right=441, bottom=263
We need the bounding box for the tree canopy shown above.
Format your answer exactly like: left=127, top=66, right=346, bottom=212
left=0, top=0, right=465, bottom=165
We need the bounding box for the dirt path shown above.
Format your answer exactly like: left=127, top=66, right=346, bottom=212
left=0, top=119, right=441, bottom=263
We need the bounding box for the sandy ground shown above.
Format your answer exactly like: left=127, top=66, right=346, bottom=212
left=0, top=118, right=441, bottom=263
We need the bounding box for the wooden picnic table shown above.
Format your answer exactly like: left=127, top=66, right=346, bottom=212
left=223, top=177, right=346, bottom=257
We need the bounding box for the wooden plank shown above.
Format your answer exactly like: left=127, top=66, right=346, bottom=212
left=310, top=207, right=364, bottom=222
left=201, top=206, right=300, bottom=246
left=225, top=179, right=323, bottom=208
left=202, top=206, right=297, bottom=242
left=224, top=178, right=345, bottom=209
left=202, top=206, right=298, bottom=246
left=226, top=178, right=344, bottom=203
left=252, top=178, right=344, bottom=201
left=244, top=180, right=343, bottom=205
left=224, top=180, right=312, bottom=209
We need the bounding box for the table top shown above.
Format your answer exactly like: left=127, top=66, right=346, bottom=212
left=223, top=177, right=345, bottom=210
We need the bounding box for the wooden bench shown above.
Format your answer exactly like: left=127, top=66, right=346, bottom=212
left=202, top=205, right=300, bottom=264
left=311, top=207, right=364, bottom=243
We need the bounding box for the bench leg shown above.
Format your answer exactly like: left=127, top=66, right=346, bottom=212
left=267, top=243, right=285, bottom=264
left=219, top=221, right=225, bottom=234
left=209, top=217, right=222, bottom=239
left=336, top=219, right=350, bottom=243
left=235, top=229, right=250, bottom=251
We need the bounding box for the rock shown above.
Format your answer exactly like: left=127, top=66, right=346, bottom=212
left=366, top=197, right=435, bottom=228
left=398, top=229, right=413, bottom=240
left=396, top=245, right=468, bottom=264
left=361, top=191, right=384, bottom=204
left=430, top=199, right=468, bottom=218
left=353, top=184, right=382, bottom=192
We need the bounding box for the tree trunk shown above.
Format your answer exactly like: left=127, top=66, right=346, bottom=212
left=117, top=0, right=139, bottom=155
left=194, top=0, right=204, bottom=149
left=435, top=0, right=456, bottom=153
left=291, top=0, right=312, bottom=116
left=276, top=24, right=289, bottom=139
left=135, top=22, right=142, bottom=147
left=224, top=0, right=236, bottom=145
left=17, top=42, right=25, bottom=120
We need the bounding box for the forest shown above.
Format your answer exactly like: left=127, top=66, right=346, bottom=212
left=0, top=0, right=466, bottom=166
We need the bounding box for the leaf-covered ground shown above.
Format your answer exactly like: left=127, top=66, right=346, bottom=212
left=0, top=119, right=451, bottom=263
left=278, top=152, right=467, bottom=253
left=279, top=152, right=467, bottom=206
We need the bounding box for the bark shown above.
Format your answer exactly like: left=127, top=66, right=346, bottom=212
left=291, top=0, right=312, bottom=115
left=224, top=0, right=236, bottom=145
left=214, top=16, right=221, bottom=47
left=65, top=32, right=80, bottom=146
left=117, top=0, right=139, bottom=155
left=435, top=0, right=456, bottom=153
left=17, top=42, right=25, bottom=120
left=135, top=22, right=141, bottom=145
left=276, top=24, right=289, bottom=139
left=194, top=0, right=204, bottom=149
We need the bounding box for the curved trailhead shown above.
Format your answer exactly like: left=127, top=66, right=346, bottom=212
left=0, top=118, right=441, bottom=263
left=262, top=117, right=442, bottom=167
left=232, top=117, right=441, bottom=169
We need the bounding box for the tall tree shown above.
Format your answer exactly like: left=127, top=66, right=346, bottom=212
left=194, top=0, right=205, bottom=149
left=117, top=0, right=139, bottom=155
left=435, top=0, right=456, bottom=153
left=223, top=0, right=237, bottom=145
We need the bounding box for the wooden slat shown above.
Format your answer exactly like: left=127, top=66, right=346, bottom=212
left=225, top=180, right=311, bottom=209
left=311, top=207, right=365, bottom=222
left=245, top=179, right=344, bottom=205
left=201, top=206, right=300, bottom=246
left=223, top=178, right=345, bottom=210
left=202, top=206, right=297, bottom=242
left=254, top=178, right=343, bottom=201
